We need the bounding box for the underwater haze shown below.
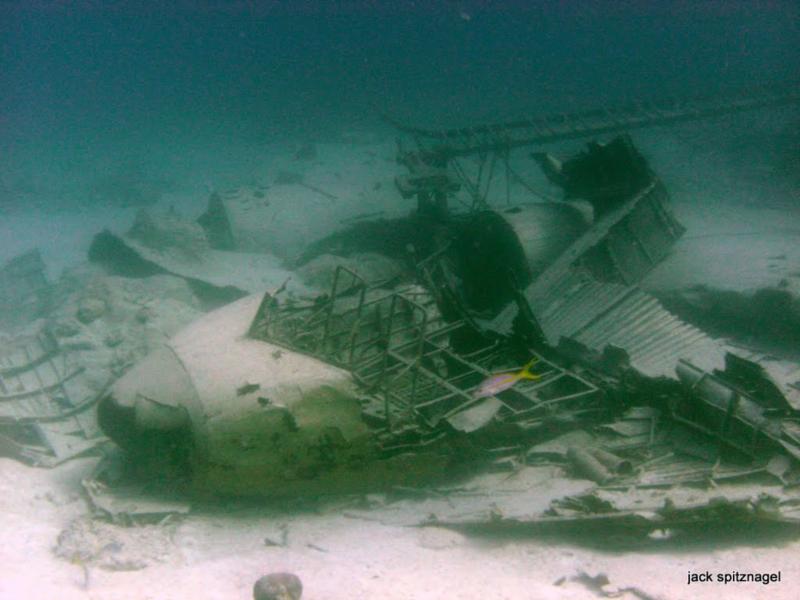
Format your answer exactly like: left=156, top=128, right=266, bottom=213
left=2, top=1, right=799, bottom=217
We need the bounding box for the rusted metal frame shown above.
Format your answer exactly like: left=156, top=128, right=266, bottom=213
left=410, top=320, right=427, bottom=406
left=408, top=352, right=566, bottom=415
left=373, top=387, right=414, bottom=423
left=523, top=350, right=600, bottom=395
left=514, top=371, right=568, bottom=394
left=351, top=322, right=461, bottom=373
left=471, top=149, right=489, bottom=210
left=456, top=342, right=505, bottom=362
left=416, top=87, right=800, bottom=159
left=437, top=369, right=484, bottom=388
left=503, top=148, right=511, bottom=205
left=502, top=83, right=796, bottom=143
left=415, top=244, right=453, bottom=302
left=376, top=319, right=425, bottom=340
left=391, top=377, right=446, bottom=411
left=247, top=290, right=279, bottom=338
left=321, top=267, right=366, bottom=347
left=509, top=388, right=600, bottom=419
left=291, top=294, right=388, bottom=355
left=322, top=299, right=372, bottom=350
left=477, top=150, right=499, bottom=209
left=395, top=334, right=497, bottom=379
left=346, top=308, right=367, bottom=369
left=444, top=126, right=474, bottom=159
left=416, top=391, right=476, bottom=417
left=383, top=294, right=429, bottom=405
left=450, top=157, right=480, bottom=203
left=377, top=295, right=404, bottom=420
left=388, top=351, right=474, bottom=410
left=353, top=326, right=436, bottom=367
left=386, top=295, right=435, bottom=349
left=372, top=316, right=434, bottom=405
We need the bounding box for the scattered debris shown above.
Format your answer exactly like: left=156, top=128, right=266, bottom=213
left=0, top=329, right=106, bottom=466
left=263, top=523, right=289, bottom=548
left=54, top=515, right=176, bottom=576
left=89, top=210, right=307, bottom=304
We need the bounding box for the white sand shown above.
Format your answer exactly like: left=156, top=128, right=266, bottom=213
left=2, top=457, right=800, bottom=600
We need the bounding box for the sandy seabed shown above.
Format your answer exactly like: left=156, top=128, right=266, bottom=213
left=2, top=456, right=800, bottom=600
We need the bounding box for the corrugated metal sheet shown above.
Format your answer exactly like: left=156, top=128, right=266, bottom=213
left=481, top=176, right=728, bottom=380
left=530, top=269, right=726, bottom=378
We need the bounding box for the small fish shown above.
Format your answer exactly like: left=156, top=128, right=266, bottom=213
left=473, top=358, right=541, bottom=399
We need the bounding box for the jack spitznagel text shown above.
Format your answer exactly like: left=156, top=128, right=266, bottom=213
left=687, top=571, right=781, bottom=585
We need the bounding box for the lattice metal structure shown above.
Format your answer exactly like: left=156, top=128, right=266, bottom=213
left=248, top=267, right=602, bottom=439
left=390, top=80, right=800, bottom=213
left=0, top=330, right=106, bottom=466
left=393, top=81, right=800, bottom=159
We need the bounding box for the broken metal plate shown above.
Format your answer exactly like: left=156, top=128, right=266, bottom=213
left=346, top=462, right=800, bottom=541
left=0, top=329, right=106, bottom=466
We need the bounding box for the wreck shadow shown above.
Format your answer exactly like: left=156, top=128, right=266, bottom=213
left=457, top=519, right=800, bottom=554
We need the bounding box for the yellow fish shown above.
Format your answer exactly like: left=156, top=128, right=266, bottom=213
left=473, top=358, right=541, bottom=399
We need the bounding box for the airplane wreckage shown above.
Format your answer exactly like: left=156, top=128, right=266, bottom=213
left=4, top=82, right=800, bottom=538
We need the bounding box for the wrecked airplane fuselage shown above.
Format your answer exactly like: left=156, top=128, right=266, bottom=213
left=97, top=292, right=452, bottom=497
left=95, top=86, right=800, bottom=508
